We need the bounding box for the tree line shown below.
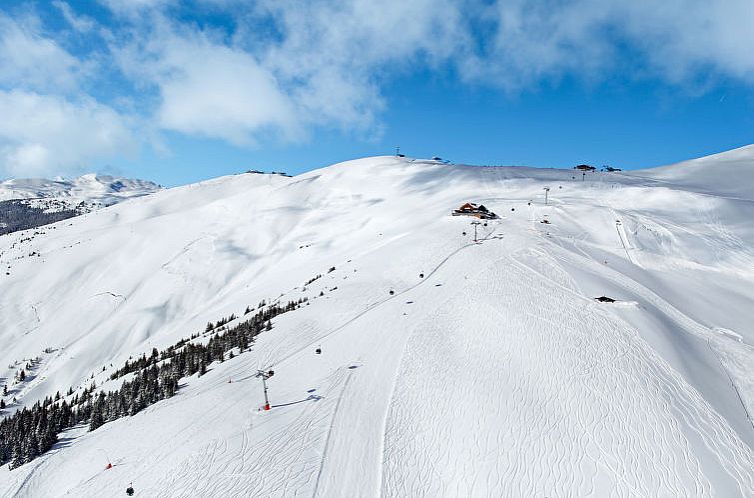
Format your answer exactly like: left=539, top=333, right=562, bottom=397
left=0, top=199, right=81, bottom=236
left=0, top=297, right=306, bottom=469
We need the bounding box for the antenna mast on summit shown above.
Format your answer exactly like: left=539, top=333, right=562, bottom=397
left=395, top=145, right=401, bottom=156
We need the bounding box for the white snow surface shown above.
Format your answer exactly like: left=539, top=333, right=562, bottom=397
left=625, top=144, right=754, bottom=199
left=0, top=174, right=161, bottom=205
left=1, top=155, right=754, bottom=497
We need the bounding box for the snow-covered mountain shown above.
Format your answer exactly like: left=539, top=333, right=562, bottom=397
left=0, top=174, right=161, bottom=236
left=1, top=153, right=753, bottom=497
left=0, top=174, right=161, bottom=204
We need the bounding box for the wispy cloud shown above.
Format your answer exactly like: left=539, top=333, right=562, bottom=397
left=52, top=1, right=95, bottom=33
left=468, top=0, right=754, bottom=89
left=0, top=12, right=84, bottom=93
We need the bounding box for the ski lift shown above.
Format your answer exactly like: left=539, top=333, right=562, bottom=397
left=126, top=483, right=134, bottom=496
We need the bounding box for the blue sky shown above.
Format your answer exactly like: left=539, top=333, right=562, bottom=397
left=1, top=1, right=753, bottom=186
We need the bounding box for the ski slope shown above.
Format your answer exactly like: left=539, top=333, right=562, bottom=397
left=1, top=154, right=753, bottom=497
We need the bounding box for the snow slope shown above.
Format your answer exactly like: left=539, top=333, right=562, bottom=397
left=1, top=155, right=753, bottom=497
left=624, top=144, right=754, bottom=200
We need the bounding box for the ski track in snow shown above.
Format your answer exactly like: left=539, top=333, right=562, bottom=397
left=546, top=235, right=754, bottom=411
left=381, top=239, right=754, bottom=497
left=312, top=369, right=355, bottom=498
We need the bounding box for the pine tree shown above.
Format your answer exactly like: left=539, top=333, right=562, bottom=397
left=89, top=393, right=106, bottom=431
left=25, top=432, right=39, bottom=463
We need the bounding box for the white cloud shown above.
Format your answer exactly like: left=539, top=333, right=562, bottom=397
left=0, top=90, right=136, bottom=177
left=142, top=31, right=298, bottom=145
left=466, top=0, right=754, bottom=89
left=0, top=11, right=134, bottom=178
left=157, top=52, right=297, bottom=145
left=617, top=0, right=754, bottom=83
left=106, top=16, right=301, bottom=145
left=0, top=13, right=83, bottom=92
left=255, top=0, right=469, bottom=130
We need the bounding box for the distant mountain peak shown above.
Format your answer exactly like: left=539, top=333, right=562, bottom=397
left=0, top=173, right=161, bottom=203
left=0, top=173, right=161, bottom=235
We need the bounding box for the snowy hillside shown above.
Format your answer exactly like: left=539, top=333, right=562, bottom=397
left=1, top=155, right=753, bottom=497
left=626, top=144, right=754, bottom=199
